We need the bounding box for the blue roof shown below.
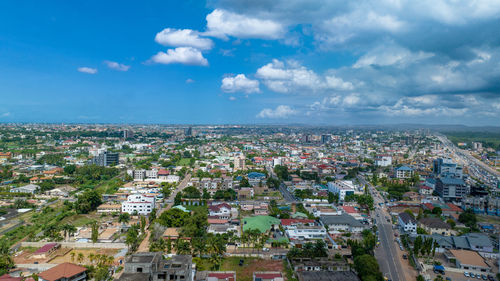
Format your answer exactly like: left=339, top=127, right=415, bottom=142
left=396, top=166, right=413, bottom=171
left=248, top=172, right=266, bottom=179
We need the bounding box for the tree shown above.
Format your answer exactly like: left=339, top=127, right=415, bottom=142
left=149, top=208, right=157, bottom=224
left=274, top=165, right=289, bottom=181
left=417, top=275, right=425, bottom=281
left=61, top=224, right=77, bottom=241
left=140, top=216, right=147, bottom=234
left=240, top=177, right=250, bottom=187
left=158, top=208, right=189, bottom=227
left=432, top=207, right=442, bottom=216
left=77, top=252, right=85, bottom=264
left=459, top=208, right=477, bottom=229
left=175, top=239, right=191, bottom=254
left=0, top=239, right=14, bottom=276
left=119, top=213, right=130, bottom=224
left=75, top=189, right=102, bottom=214
left=353, top=254, right=383, bottom=281
left=91, top=222, right=99, bottom=243
left=125, top=225, right=140, bottom=252
left=414, top=236, right=423, bottom=257
left=64, top=164, right=76, bottom=175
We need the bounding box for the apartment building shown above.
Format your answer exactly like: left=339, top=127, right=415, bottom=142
left=122, top=194, right=156, bottom=215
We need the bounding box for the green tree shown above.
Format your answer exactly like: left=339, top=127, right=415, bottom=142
left=91, top=222, right=99, bottom=243
left=75, top=189, right=102, bottom=214
left=0, top=239, right=14, bottom=275
left=119, top=213, right=130, bottom=224
left=158, top=208, right=189, bottom=227
left=353, top=254, right=383, bottom=281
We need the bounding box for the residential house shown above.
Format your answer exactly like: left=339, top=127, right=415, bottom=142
left=10, top=184, right=39, bottom=194
left=208, top=203, right=232, bottom=220
left=398, top=212, right=416, bottom=234
left=121, top=194, right=156, bottom=215
left=395, top=166, right=414, bottom=179
left=446, top=249, right=490, bottom=273
left=38, top=263, right=87, bottom=281
left=319, top=214, right=366, bottom=233
left=252, top=272, right=283, bottom=281
left=418, top=217, right=451, bottom=236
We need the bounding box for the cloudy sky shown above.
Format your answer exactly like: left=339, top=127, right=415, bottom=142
left=1, top=0, right=500, bottom=125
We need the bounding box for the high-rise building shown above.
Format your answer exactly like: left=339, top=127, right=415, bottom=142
left=185, top=127, right=193, bottom=137
left=92, top=151, right=119, bottom=167
left=433, top=158, right=462, bottom=178
left=123, top=129, right=133, bottom=139
left=321, top=134, right=331, bottom=144
left=234, top=154, right=245, bottom=170
left=435, top=177, right=468, bottom=202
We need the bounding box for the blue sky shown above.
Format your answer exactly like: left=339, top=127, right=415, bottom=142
left=1, top=0, right=500, bottom=125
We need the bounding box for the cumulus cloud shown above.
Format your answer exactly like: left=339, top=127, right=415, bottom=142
left=221, top=74, right=260, bottom=94
left=256, top=59, right=355, bottom=94
left=186, top=78, right=195, bottom=84
left=257, top=105, right=297, bottom=118
left=205, top=9, right=285, bottom=39
left=77, top=67, right=97, bottom=74
left=155, top=28, right=213, bottom=50
left=150, top=47, right=208, bottom=66
left=104, top=61, right=130, bottom=71
left=353, top=44, right=434, bottom=68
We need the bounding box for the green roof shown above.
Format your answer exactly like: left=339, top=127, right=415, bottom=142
left=292, top=212, right=308, bottom=218
left=242, top=216, right=280, bottom=233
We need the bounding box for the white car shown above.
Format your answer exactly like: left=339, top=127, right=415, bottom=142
left=464, top=272, right=469, bottom=277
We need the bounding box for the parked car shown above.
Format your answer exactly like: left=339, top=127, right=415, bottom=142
left=481, top=275, right=487, bottom=280
left=470, top=273, right=475, bottom=278
left=464, top=272, right=470, bottom=277
left=402, top=254, right=407, bottom=259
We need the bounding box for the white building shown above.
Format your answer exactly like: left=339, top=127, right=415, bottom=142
left=398, top=212, right=417, bottom=234
left=327, top=180, right=356, bottom=201
left=234, top=154, right=245, bottom=170
left=121, top=194, right=156, bottom=215
left=375, top=156, right=392, bottom=167
left=286, top=225, right=327, bottom=240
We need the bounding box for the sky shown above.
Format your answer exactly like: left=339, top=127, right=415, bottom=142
left=1, top=0, right=500, bottom=125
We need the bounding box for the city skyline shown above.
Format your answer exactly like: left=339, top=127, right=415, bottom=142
left=1, top=0, right=500, bottom=125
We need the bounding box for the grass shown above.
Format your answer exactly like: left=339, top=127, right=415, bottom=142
left=177, top=158, right=192, bottom=166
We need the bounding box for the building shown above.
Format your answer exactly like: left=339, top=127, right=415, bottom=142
left=395, top=166, right=414, bottom=179
left=327, top=181, right=356, bottom=201
left=97, top=203, right=122, bottom=214
left=234, top=154, right=246, bottom=171
left=375, top=156, right=392, bottom=167
left=320, top=134, right=331, bottom=144
left=418, top=217, right=451, bottom=236
left=208, top=203, right=232, bottom=219
left=398, top=212, right=416, bottom=234
left=296, top=271, right=360, bottom=281
left=10, top=184, right=40, bottom=194
left=32, top=243, right=60, bottom=259
left=91, top=151, right=119, bottom=167
left=121, top=194, right=156, bottom=215
left=253, top=272, right=283, bottom=281
left=38, top=262, right=87, bottom=281
left=286, top=225, right=326, bottom=240
left=202, top=272, right=236, bottom=281
left=435, top=176, right=468, bottom=202
left=446, top=249, right=490, bottom=273
left=123, top=129, right=134, bottom=139
left=319, top=214, right=365, bottom=233
left=433, top=158, right=463, bottom=178
left=119, top=253, right=193, bottom=281
left=185, top=127, right=193, bottom=137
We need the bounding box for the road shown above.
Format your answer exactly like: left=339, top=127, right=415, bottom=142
left=359, top=175, right=407, bottom=281
left=278, top=183, right=296, bottom=202
left=137, top=173, right=191, bottom=252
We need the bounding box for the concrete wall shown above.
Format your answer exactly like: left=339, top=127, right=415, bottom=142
left=20, top=241, right=127, bottom=249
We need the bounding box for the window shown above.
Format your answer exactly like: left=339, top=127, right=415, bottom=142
left=136, top=267, right=143, bottom=273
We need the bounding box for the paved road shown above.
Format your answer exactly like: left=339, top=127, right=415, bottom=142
left=359, top=175, right=406, bottom=281
left=278, top=183, right=296, bottom=202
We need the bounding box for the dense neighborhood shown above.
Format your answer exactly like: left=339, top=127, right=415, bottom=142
left=0, top=124, right=499, bottom=281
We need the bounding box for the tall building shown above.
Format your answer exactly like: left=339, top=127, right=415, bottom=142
left=321, top=134, right=331, bottom=144
left=234, top=154, right=246, bottom=170
left=435, top=176, right=468, bottom=202
left=92, top=151, right=119, bottom=167
left=123, top=129, right=133, bottom=139
left=433, top=158, right=462, bottom=178
left=185, top=127, right=193, bottom=137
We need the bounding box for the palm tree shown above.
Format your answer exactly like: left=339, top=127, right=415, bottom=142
left=70, top=252, right=76, bottom=263
left=107, top=255, right=115, bottom=266
left=119, top=213, right=130, bottom=224
left=77, top=252, right=84, bottom=265
left=88, top=253, right=95, bottom=265
left=61, top=224, right=77, bottom=241
left=175, top=239, right=191, bottom=255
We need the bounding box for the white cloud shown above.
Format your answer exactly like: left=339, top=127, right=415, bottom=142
left=354, top=44, right=434, bottom=68
left=1, top=112, right=10, bottom=117
left=205, top=9, right=285, bottom=39
left=155, top=28, right=213, bottom=50
left=257, top=105, right=297, bottom=118
left=104, top=61, right=130, bottom=71
left=342, top=93, right=361, bottom=107
left=151, top=47, right=208, bottom=66
left=229, top=96, right=237, bottom=101
left=77, top=67, right=97, bottom=74
left=256, top=59, right=354, bottom=93
left=186, top=78, right=195, bottom=84
left=221, top=74, right=260, bottom=94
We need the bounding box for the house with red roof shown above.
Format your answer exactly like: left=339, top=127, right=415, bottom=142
left=206, top=271, right=236, bottom=281
left=253, top=272, right=283, bottom=281
left=32, top=243, right=60, bottom=259
left=208, top=203, right=232, bottom=219
left=38, top=262, right=87, bottom=281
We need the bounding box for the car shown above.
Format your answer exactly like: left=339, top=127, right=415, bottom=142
left=445, top=278, right=451, bottom=281
left=239, top=259, right=244, bottom=266
left=402, top=254, right=407, bottom=259
left=470, top=273, right=475, bottom=278
left=262, top=247, right=270, bottom=252
left=481, top=275, right=487, bottom=280
left=464, top=272, right=470, bottom=277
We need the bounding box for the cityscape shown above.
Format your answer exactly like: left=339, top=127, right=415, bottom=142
left=1, top=1, right=500, bottom=281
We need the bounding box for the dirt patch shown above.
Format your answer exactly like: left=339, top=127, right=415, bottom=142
left=220, top=258, right=284, bottom=281
left=49, top=248, right=119, bottom=264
